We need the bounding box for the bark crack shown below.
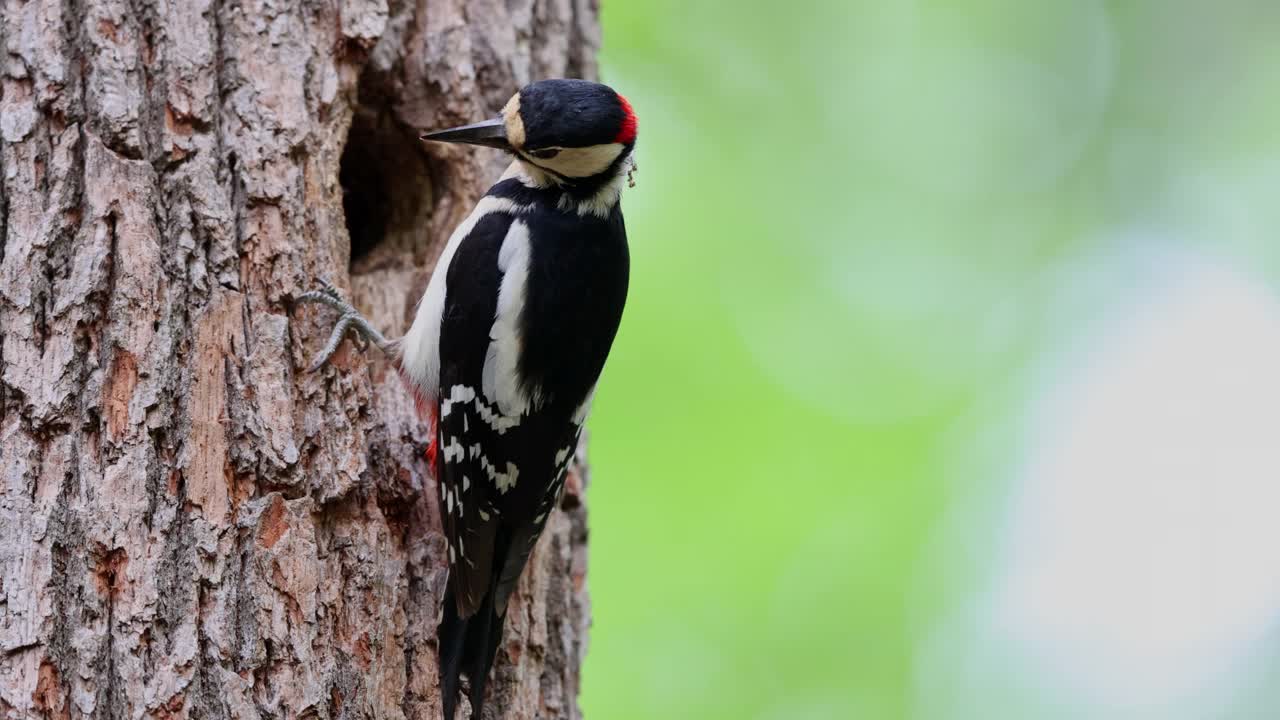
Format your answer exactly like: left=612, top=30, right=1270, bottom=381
left=209, top=0, right=229, bottom=182
left=1, top=122, right=7, bottom=270
left=95, top=543, right=127, bottom=720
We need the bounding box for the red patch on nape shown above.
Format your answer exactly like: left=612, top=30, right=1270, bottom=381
left=614, top=94, right=638, bottom=145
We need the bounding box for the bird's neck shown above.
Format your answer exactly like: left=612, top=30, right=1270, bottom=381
left=502, top=155, right=632, bottom=219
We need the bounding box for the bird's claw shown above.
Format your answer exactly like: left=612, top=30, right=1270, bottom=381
left=295, top=280, right=391, bottom=372
left=296, top=279, right=352, bottom=314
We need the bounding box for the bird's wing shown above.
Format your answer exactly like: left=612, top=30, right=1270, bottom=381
left=490, top=423, right=581, bottom=615
left=436, top=210, right=517, bottom=618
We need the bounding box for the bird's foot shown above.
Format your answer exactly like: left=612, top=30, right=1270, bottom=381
left=295, top=279, right=392, bottom=372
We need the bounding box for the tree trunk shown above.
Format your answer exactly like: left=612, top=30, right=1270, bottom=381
left=0, top=1, right=599, bottom=718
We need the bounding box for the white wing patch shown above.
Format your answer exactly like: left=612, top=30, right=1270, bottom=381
left=554, top=446, right=572, bottom=467
left=483, top=220, right=540, bottom=416
left=401, top=197, right=527, bottom=401
left=442, top=436, right=465, bottom=463
left=479, top=455, right=520, bottom=494
left=572, top=386, right=597, bottom=425
left=440, top=384, right=522, bottom=434
left=440, top=384, right=476, bottom=418
left=475, top=401, right=521, bottom=434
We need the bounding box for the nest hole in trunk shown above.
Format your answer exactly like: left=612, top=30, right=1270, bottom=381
left=339, top=89, right=434, bottom=272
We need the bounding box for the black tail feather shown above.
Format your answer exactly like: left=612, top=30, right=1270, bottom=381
left=465, top=592, right=505, bottom=718
left=438, top=578, right=469, bottom=720
left=439, top=531, right=512, bottom=720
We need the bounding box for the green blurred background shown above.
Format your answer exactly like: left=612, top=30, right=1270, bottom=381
left=583, top=2, right=1280, bottom=719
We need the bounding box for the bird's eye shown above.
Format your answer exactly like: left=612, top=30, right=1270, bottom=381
left=528, top=148, right=561, bottom=160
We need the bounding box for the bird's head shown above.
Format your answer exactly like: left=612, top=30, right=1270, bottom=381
left=422, top=79, right=638, bottom=186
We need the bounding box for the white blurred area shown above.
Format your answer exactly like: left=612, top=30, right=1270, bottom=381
left=916, top=246, right=1280, bottom=720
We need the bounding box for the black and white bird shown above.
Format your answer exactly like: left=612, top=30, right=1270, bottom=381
left=298, top=79, right=636, bottom=719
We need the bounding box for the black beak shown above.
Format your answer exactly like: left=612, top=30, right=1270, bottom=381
left=420, top=117, right=510, bottom=150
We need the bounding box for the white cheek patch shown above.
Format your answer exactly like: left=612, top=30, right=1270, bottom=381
left=536, top=143, right=625, bottom=178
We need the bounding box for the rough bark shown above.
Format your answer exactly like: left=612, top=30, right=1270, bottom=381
left=0, top=1, right=599, bottom=718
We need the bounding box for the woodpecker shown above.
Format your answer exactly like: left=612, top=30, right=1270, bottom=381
left=297, top=79, right=636, bottom=719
